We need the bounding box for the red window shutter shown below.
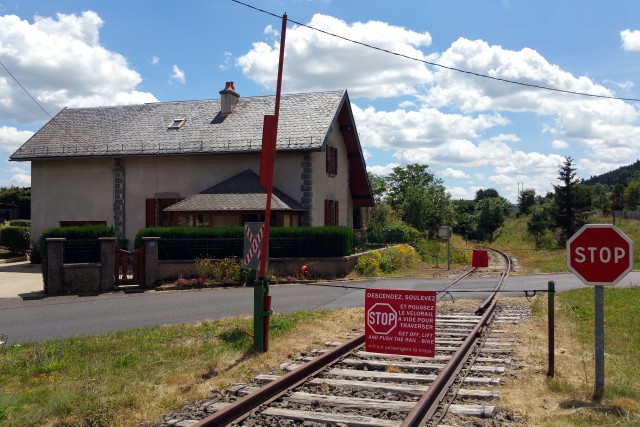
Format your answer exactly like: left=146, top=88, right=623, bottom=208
left=332, top=147, right=338, bottom=175
left=326, top=146, right=337, bottom=175
left=145, top=199, right=155, bottom=227
left=324, top=199, right=331, bottom=225
left=326, top=149, right=330, bottom=174
left=334, top=201, right=339, bottom=225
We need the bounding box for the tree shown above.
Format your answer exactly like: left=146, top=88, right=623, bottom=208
left=518, top=188, right=536, bottom=215
left=384, top=164, right=451, bottom=235
left=400, top=185, right=452, bottom=237
left=367, top=172, right=387, bottom=205
left=0, top=186, right=30, bottom=219
left=386, top=164, right=439, bottom=210
left=527, top=204, right=552, bottom=248
left=623, top=179, right=640, bottom=210
left=368, top=204, right=402, bottom=234
left=451, top=199, right=475, bottom=240
left=551, top=157, right=591, bottom=245
left=474, top=196, right=513, bottom=241
left=474, top=188, right=500, bottom=202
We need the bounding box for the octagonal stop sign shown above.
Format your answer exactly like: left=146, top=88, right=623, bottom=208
left=366, top=303, right=398, bottom=335
left=566, top=224, right=634, bottom=286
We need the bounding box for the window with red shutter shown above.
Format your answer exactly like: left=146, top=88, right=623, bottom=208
left=326, top=146, right=337, bottom=176
left=324, top=199, right=339, bottom=225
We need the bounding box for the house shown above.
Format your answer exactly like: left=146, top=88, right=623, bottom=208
left=10, top=82, right=374, bottom=247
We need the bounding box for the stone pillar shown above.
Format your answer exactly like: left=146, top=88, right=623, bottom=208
left=113, top=158, right=126, bottom=242
left=99, top=237, right=117, bottom=292
left=300, top=153, right=313, bottom=226
left=46, top=238, right=66, bottom=295
left=142, top=237, right=160, bottom=288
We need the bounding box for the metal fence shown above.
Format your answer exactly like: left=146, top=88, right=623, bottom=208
left=63, top=239, right=101, bottom=263
left=614, top=210, right=640, bottom=221
left=158, top=238, right=243, bottom=260
left=157, top=236, right=341, bottom=260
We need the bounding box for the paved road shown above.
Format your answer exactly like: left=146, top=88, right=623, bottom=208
left=2, top=268, right=639, bottom=344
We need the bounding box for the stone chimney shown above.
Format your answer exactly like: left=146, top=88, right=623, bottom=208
left=219, top=81, right=239, bottom=115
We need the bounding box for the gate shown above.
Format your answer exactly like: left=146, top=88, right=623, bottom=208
left=115, top=247, right=145, bottom=287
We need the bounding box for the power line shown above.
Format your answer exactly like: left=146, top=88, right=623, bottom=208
left=0, top=59, right=56, bottom=120
left=230, top=0, right=640, bottom=103
left=0, top=59, right=84, bottom=145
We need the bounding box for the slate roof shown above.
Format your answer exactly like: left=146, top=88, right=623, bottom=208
left=164, top=169, right=305, bottom=212
left=10, top=90, right=346, bottom=160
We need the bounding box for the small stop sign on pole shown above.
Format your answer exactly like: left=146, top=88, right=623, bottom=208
left=566, top=224, right=634, bottom=401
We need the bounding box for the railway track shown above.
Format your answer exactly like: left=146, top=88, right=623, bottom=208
left=156, top=248, right=527, bottom=427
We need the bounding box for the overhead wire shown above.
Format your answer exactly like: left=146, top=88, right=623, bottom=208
left=0, top=59, right=104, bottom=150
left=230, top=0, right=640, bottom=103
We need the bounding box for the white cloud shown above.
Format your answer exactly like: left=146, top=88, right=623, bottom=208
left=552, top=139, right=569, bottom=150
left=0, top=126, right=33, bottom=153
left=352, top=102, right=508, bottom=151
left=367, top=163, right=400, bottom=176
left=440, top=168, right=469, bottom=179
left=620, top=29, right=640, bottom=51
left=219, top=51, right=233, bottom=71
left=236, top=15, right=640, bottom=200
left=0, top=11, right=156, bottom=124
left=398, top=100, right=416, bottom=109
left=151, top=55, right=159, bottom=65
left=9, top=165, right=30, bottom=185
left=447, top=186, right=474, bottom=200
left=171, top=65, right=186, bottom=84
left=238, top=13, right=433, bottom=97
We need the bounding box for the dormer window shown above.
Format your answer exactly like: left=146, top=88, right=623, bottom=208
left=168, top=118, right=186, bottom=130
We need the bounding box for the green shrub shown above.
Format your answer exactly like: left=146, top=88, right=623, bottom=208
left=412, top=239, right=439, bottom=262
left=355, top=251, right=383, bottom=276
left=195, top=257, right=242, bottom=284
left=2, top=226, right=30, bottom=254
left=135, top=226, right=353, bottom=259
left=8, top=219, right=30, bottom=227
left=355, top=245, right=420, bottom=276
left=30, top=242, right=42, bottom=264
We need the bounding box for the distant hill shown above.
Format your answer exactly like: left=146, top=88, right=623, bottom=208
left=582, top=160, right=640, bottom=186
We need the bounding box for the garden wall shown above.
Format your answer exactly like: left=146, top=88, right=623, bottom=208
left=156, top=255, right=360, bottom=282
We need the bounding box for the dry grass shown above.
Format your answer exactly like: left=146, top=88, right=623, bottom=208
left=500, top=294, right=640, bottom=426
left=0, top=308, right=366, bottom=427
left=127, top=308, right=366, bottom=426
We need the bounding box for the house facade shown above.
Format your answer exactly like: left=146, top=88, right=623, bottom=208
left=11, top=83, right=373, bottom=247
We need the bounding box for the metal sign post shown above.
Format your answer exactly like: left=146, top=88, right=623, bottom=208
left=438, top=226, right=451, bottom=270
left=566, top=224, right=634, bottom=401
left=254, top=13, right=287, bottom=353
left=594, top=285, right=605, bottom=400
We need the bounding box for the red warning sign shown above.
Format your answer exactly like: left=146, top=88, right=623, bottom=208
left=365, top=288, right=437, bottom=357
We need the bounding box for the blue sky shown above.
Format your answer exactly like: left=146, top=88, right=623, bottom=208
left=2, top=0, right=640, bottom=202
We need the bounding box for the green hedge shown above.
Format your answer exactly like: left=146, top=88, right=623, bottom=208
left=135, top=226, right=353, bottom=260
left=8, top=219, right=30, bottom=227
left=367, top=224, right=421, bottom=245
left=38, top=225, right=116, bottom=263
left=2, top=226, right=30, bottom=254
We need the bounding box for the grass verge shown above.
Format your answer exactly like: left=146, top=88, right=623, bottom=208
left=0, top=308, right=364, bottom=426
left=501, top=287, right=640, bottom=426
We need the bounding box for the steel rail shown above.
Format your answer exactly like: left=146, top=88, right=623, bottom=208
left=475, top=248, right=512, bottom=315
left=192, top=334, right=364, bottom=427
left=194, top=249, right=508, bottom=426
left=401, top=247, right=510, bottom=426
left=400, top=298, right=496, bottom=426
left=437, top=267, right=477, bottom=293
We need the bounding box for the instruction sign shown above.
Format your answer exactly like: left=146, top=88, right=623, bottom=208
left=365, top=288, right=436, bottom=357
